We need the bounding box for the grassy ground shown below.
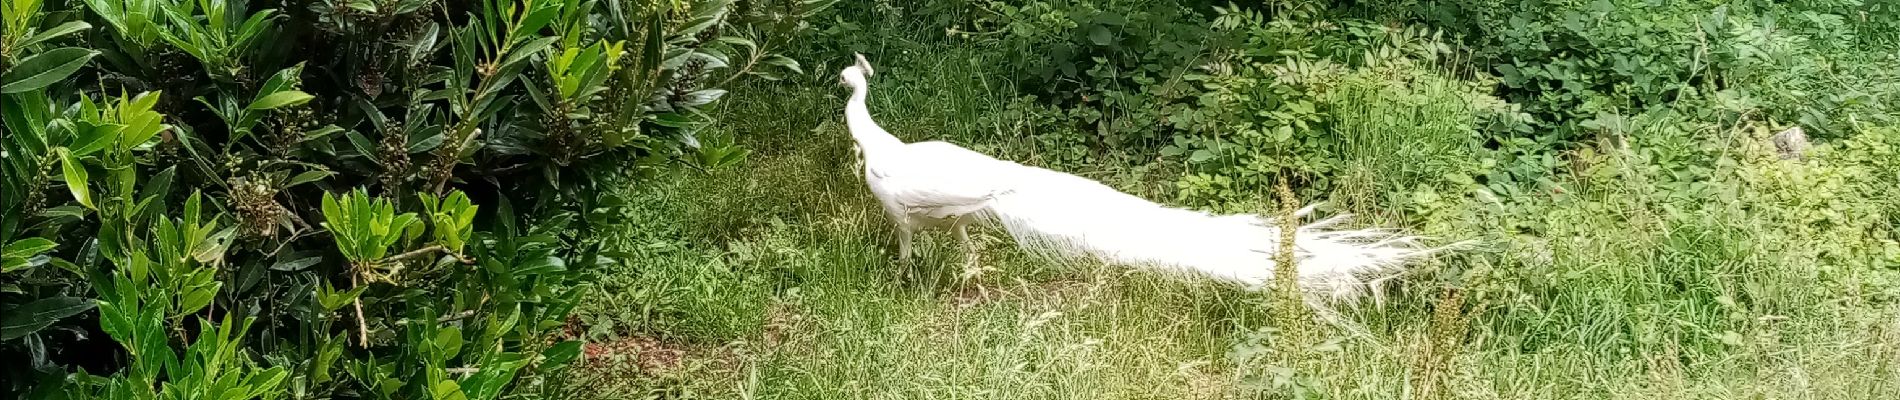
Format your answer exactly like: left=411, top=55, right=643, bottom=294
left=563, top=20, right=1900, bottom=400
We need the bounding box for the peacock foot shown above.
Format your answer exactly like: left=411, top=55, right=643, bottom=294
left=892, top=256, right=916, bottom=282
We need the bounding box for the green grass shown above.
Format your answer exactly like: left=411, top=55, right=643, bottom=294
left=565, top=17, right=1900, bottom=400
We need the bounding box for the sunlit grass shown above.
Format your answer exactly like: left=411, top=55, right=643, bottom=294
left=567, top=11, right=1900, bottom=400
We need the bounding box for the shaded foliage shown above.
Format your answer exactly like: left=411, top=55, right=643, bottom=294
left=1, top=0, right=831, bottom=398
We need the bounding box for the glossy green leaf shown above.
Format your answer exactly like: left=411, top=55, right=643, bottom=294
left=761, top=55, right=802, bottom=74
left=286, top=170, right=333, bottom=187
left=500, top=36, right=559, bottom=70
left=257, top=65, right=306, bottom=98
left=312, top=334, right=345, bottom=384
left=649, top=113, right=697, bottom=128
left=1, top=297, right=96, bottom=340
left=679, top=89, right=727, bottom=107
left=511, top=3, right=563, bottom=42
left=66, top=122, right=119, bottom=156
left=175, top=282, right=220, bottom=317
left=1, top=256, right=33, bottom=273
left=142, top=166, right=175, bottom=204
left=56, top=148, right=92, bottom=209
left=267, top=255, right=321, bottom=272
left=1, top=47, right=99, bottom=93
left=540, top=340, right=583, bottom=368
left=244, top=367, right=290, bottom=398
left=512, top=255, right=565, bottom=276
left=432, top=327, right=462, bottom=362
left=18, top=21, right=93, bottom=48
left=430, top=379, right=467, bottom=400
left=116, top=92, right=166, bottom=149
left=461, top=352, right=529, bottom=400
left=3, top=238, right=57, bottom=259
left=247, top=91, right=314, bottom=110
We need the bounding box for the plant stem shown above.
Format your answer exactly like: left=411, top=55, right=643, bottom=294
left=353, top=274, right=370, bottom=348
left=1272, top=177, right=1308, bottom=352
left=387, top=245, right=448, bottom=263
left=397, top=310, right=477, bottom=325
left=714, top=51, right=764, bottom=88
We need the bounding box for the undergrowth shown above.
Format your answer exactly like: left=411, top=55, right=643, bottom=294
left=566, top=5, right=1900, bottom=398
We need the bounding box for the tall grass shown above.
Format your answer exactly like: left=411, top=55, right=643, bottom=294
left=1326, top=69, right=1489, bottom=220
left=1330, top=71, right=1480, bottom=187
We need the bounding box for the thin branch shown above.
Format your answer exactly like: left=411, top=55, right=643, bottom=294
left=352, top=274, right=371, bottom=348
left=713, top=51, right=765, bottom=88
left=263, top=229, right=319, bottom=258
left=386, top=245, right=448, bottom=263
left=398, top=310, right=477, bottom=325
left=437, top=310, right=477, bottom=323
left=713, top=30, right=776, bottom=88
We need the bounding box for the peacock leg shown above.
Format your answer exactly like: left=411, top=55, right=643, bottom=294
left=896, top=224, right=914, bottom=261
left=955, top=222, right=975, bottom=267
left=953, top=219, right=990, bottom=302
left=894, top=224, right=916, bottom=282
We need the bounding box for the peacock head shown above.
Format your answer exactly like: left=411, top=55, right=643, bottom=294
left=838, top=53, right=874, bottom=88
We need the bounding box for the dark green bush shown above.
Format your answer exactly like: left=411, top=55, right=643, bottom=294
left=928, top=1, right=1504, bottom=209
left=1, top=0, right=831, bottom=398
left=1365, top=0, right=1899, bottom=140
left=959, top=0, right=1222, bottom=153
left=904, top=0, right=1896, bottom=213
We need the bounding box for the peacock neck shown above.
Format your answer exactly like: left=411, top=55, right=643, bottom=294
left=845, top=84, right=904, bottom=151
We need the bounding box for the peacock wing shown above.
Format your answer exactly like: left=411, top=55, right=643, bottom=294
left=872, top=141, right=1015, bottom=213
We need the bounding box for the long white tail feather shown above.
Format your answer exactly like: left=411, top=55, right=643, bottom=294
left=978, top=163, right=1459, bottom=301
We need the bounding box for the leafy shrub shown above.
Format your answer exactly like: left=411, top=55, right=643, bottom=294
left=1154, top=5, right=1510, bottom=210
left=2, top=0, right=831, bottom=397
left=906, top=1, right=1511, bottom=209
left=961, top=0, right=1222, bottom=153
left=1365, top=0, right=1899, bottom=140
left=1448, top=114, right=1900, bottom=366
left=918, top=0, right=1897, bottom=215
